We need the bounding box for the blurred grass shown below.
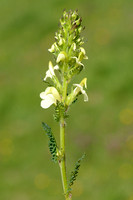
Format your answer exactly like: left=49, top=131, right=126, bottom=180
left=0, top=0, right=133, bottom=200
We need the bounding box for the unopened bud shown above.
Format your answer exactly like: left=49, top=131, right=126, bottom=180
left=56, top=51, right=66, bottom=63
left=71, top=43, right=76, bottom=51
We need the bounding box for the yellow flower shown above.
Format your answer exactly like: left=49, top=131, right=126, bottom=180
left=73, top=78, right=88, bottom=101
left=44, top=61, right=59, bottom=81
left=56, top=51, right=67, bottom=63
left=72, top=47, right=88, bottom=66
left=66, top=78, right=88, bottom=105
left=79, top=47, right=88, bottom=60
left=71, top=43, right=76, bottom=51
left=48, top=43, right=59, bottom=53
left=40, top=87, right=61, bottom=109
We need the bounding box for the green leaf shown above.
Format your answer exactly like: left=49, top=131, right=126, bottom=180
left=42, top=122, right=58, bottom=163
left=53, top=101, right=69, bottom=122
left=68, top=153, right=85, bottom=191
left=67, top=64, right=83, bottom=79
left=43, top=80, right=54, bottom=87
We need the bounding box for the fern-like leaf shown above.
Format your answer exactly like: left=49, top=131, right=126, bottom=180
left=67, top=64, right=83, bottom=79
left=53, top=101, right=69, bottom=122
left=42, top=122, right=58, bottom=163
left=68, top=153, right=85, bottom=190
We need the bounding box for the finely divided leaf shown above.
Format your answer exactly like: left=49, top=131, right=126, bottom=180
left=53, top=101, right=69, bottom=122
left=68, top=153, right=85, bottom=190
left=42, top=122, right=58, bottom=162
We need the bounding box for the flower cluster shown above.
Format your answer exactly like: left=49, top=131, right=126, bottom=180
left=40, top=10, right=88, bottom=110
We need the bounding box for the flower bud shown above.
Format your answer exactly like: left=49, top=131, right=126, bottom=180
left=48, top=44, right=55, bottom=53
left=72, top=11, right=78, bottom=20
left=56, top=51, right=67, bottom=63
left=71, top=43, right=76, bottom=51
left=58, top=38, right=65, bottom=46
left=75, top=18, right=82, bottom=26
left=48, top=43, right=59, bottom=53
left=78, top=47, right=88, bottom=61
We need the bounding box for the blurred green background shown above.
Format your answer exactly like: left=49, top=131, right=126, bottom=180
left=0, top=0, right=133, bottom=199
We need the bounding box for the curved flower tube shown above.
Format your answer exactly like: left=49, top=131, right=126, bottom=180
left=72, top=47, right=88, bottom=67
left=44, top=61, right=59, bottom=81
left=66, top=78, right=88, bottom=106
left=48, top=42, right=59, bottom=53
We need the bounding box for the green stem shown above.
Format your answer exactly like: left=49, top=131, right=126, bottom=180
left=59, top=76, right=72, bottom=200
left=60, top=117, right=71, bottom=200
left=60, top=117, right=67, bottom=196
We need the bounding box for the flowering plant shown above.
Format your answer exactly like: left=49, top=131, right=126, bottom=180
left=40, top=10, right=88, bottom=200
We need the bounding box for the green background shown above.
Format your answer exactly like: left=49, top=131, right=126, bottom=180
left=0, top=0, right=133, bottom=199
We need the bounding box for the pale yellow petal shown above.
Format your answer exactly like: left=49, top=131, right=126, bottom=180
left=49, top=61, right=55, bottom=76
left=82, top=90, right=88, bottom=101
left=41, top=94, right=56, bottom=109
left=80, top=78, right=87, bottom=88
left=48, top=44, right=55, bottom=53
left=54, top=65, right=59, bottom=70
left=56, top=52, right=66, bottom=63
left=73, top=78, right=88, bottom=102
left=73, top=84, right=82, bottom=95
left=44, top=87, right=61, bottom=101
left=72, top=57, right=84, bottom=66
left=80, top=47, right=86, bottom=55
left=40, top=92, right=46, bottom=99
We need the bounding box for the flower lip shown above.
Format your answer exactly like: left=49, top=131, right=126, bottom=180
left=73, top=78, right=88, bottom=101
left=48, top=42, right=59, bottom=53
left=72, top=56, right=84, bottom=66
left=40, top=87, right=61, bottom=109
left=66, top=78, right=88, bottom=106
left=73, top=83, right=88, bottom=102
left=41, top=94, right=56, bottom=109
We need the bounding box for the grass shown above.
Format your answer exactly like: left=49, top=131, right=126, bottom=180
left=0, top=0, right=133, bottom=199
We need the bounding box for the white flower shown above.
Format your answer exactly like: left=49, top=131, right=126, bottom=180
left=79, top=47, right=88, bottom=60
left=56, top=51, right=66, bottom=63
left=73, top=78, right=88, bottom=101
left=48, top=43, right=59, bottom=53
left=58, top=38, right=63, bottom=46
left=58, top=38, right=65, bottom=46
left=72, top=47, right=88, bottom=66
left=66, top=78, right=88, bottom=105
left=40, top=87, right=61, bottom=109
left=71, top=43, right=76, bottom=51
left=44, top=61, right=59, bottom=81
left=40, top=94, right=56, bottom=109
left=72, top=56, right=84, bottom=66
left=77, top=38, right=84, bottom=45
